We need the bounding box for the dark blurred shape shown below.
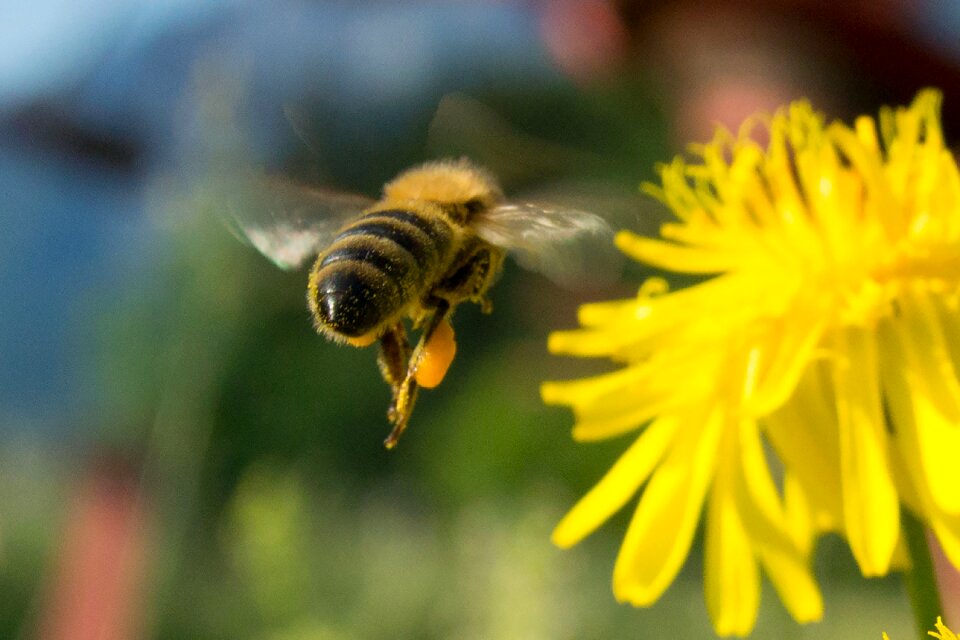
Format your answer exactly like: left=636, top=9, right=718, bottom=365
left=3, top=103, right=141, bottom=172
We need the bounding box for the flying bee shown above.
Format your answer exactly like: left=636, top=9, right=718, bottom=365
left=228, top=157, right=618, bottom=448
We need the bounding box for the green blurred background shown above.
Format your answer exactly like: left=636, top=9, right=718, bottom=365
left=6, top=1, right=960, bottom=638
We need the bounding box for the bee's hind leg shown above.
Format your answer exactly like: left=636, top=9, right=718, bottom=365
left=382, top=299, right=451, bottom=449
left=377, top=323, right=411, bottom=423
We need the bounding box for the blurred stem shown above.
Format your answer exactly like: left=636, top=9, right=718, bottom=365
left=902, top=509, right=942, bottom=639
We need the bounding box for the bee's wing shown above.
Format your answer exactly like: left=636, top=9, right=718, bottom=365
left=427, top=93, right=604, bottom=189
left=225, top=175, right=375, bottom=270
left=473, top=202, right=622, bottom=288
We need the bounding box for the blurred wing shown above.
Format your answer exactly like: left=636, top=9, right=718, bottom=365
left=225, top=175, right=375, bottom=270
left=474, top=203, right=622, bottom=288
left=427, top=93, right=603, bottom=189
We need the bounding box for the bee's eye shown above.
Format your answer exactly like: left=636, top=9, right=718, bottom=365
left=464, top=198, right=485, bottom=215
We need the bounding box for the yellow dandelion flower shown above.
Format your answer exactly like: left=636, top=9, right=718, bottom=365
left=543, top=89, right=960, bottom=636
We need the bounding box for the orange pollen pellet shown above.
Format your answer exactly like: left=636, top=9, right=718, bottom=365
left=415, top=319, right=457, bottom=388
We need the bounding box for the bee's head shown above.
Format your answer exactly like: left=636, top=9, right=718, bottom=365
left=383, top=158, right=503, bottom=218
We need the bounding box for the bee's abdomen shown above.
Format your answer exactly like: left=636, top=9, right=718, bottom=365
left=310, top=208, right=452, bottom=338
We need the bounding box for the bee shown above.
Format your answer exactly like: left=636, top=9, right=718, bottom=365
left=229, top=158, right=617, bottom=448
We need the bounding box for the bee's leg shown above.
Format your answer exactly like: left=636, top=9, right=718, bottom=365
left=434, top=243, right=504, bottom=314
left=377, top=323, right=410, bottom=422
left=383, top=299, right=451, bottom=449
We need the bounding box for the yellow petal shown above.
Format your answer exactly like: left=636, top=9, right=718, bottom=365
left=612, top=408, right=722, bottom=605
left=545, top=351, right=717, bottom=442
left=764, top=365, right=843, bottom=526
left=757, top=544, right=823, bottom=624
left=884, top=371, right=960, bottom=569
left=783, top=472, right=815, bottom=555
left=931, top=291, right=960, bottom=374
left=732, top=419, right=823, bottom=625
left=879, top=318, right=960, bottom=515
left=921, top=503, right=960, bottom=570
left=552, top=415, right=678, bottom=548
left=829, top=120, right=898, bottom=236
left=705, top=444, right=760, bottom=637
left=615, top=233, right=739, bottom=274
left=734, top=418, right=804, bottom=560
left=896, top=286, right=960, bottom=423
left=575, top=297, right=644, bottom=327
left=833, top=327, right=899, bottom=576
left=541, top=365, right=644, bottom=410
left=547, top=325, right=636, bottom=358
left=747, top=314, right=825, bottom=416
left=909, top=383, right=960, bottom=514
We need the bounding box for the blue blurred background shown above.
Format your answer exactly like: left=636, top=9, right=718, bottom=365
left=3, top=1, right=960, bottom=638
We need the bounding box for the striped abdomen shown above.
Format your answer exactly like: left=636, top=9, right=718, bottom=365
left=308, top=208, right=454, bottom=339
